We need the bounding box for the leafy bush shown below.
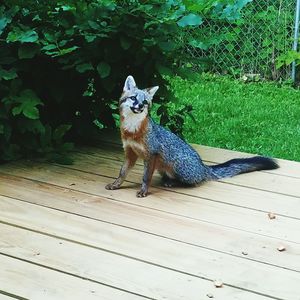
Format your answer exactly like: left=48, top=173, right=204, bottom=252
left=276, top=50, right=300, bottom=69
left=0, top=0, right=246, bottom=163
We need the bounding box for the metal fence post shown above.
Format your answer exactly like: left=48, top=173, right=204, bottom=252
left=292, top=0, right=300, bottom=82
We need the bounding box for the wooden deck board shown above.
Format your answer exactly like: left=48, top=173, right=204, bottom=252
left=78, top=151, right=300, bottom=215
left=0, top=254, right=143, bottom=300
left=2, top=191, right=300, bottom=272
left=69, top=148, right=300, bottom=218
left=0, top=141, right=300, bottom=300
left=3, top=154, right=300, bottom=219
left=0, top=222, right=277, bottom=300
left=0, top=196, right=299, bottom=300
left=1, top=173, right=299, bottom=244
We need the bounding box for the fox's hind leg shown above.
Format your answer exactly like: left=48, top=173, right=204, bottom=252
left=157, top=160, right=178, bottom=188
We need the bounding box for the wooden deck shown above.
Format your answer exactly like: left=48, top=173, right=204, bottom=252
left=0, top=136, right=300, bottom=300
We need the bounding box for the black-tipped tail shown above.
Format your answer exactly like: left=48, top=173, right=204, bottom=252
left=209, top=156, right=279, bottom=180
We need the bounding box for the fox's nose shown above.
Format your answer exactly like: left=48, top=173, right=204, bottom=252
left=138, top=103, right=144, bottom=109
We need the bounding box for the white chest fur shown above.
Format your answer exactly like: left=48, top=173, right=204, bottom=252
left=121, top=110, right=146, bottom=133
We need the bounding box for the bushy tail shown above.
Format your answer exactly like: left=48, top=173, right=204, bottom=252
left=208, top=156, right=279, bottom=180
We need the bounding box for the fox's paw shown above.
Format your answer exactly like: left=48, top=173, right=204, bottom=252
left=136, top=189, right=148, bottom=198
left=105, top=183, right=119, bottom=190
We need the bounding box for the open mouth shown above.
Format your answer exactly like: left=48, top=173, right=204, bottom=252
left=130, top=107, right=144, bottom=114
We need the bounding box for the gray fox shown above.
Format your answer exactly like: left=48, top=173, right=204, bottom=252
left=105, top=75, right=279, bottom=197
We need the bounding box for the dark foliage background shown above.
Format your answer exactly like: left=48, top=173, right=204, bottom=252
left=0, top=0, right=248, bottom=163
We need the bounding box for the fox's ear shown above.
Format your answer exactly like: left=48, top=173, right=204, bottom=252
left=123, top=75, right=136, bottom=92
left=147, top=86, right=159, bottom=98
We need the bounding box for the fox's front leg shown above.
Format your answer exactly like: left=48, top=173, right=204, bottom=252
left=105, top=148, right=138, bottom=190
left=137, top=156, right=157, bottom=198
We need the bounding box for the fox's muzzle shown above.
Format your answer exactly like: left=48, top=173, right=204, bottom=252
left=130, top=105, right=144, bottom=114
left=130, top=100, right=148, bottom=114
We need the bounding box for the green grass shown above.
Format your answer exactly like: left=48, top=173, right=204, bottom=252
left=165, top=74, right=300, bottom=162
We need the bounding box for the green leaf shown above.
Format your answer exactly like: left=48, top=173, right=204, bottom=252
left=188, top=40, right=209, bottom=50
left=53, top=46, right=79, bottom=57
left=65, top=28, right=74, bottom=35
left=88, top=20, right=100, bottom=30
left=0, top=6, right=17, bottom=36
left=0, top=16, right=9, bottom=36
left=183, top=0, right=215, bottom=12
left=60, top=5, right=76, bottom=12
left=93, top=119, right=104, bottom=129
left=97, top=62, right=111, bottom=78
left=41, top=44, right=57, bottom=51
left=0, top=67, right=17, bottom=80
left=23, top=106, right=39, bottom=119
left=12, top=89, right=43, bottom=120
left=18, top=43, right=39, bottom=59
left=59, top=40, right=68, bottom=47
left=53, top=124, right=72, bottom=141
left=7, top=27, right=38, bottom=43
left=32, top=14, right=41, bottom=21
left=177, top=14, right=203, bottom=27
left=12, top=106, right=22, bottom=116
left=44, top=32, right=56, bottom=42
left=276, top=50, right=300, bottom=68
left=12, top=103, right=40, bottom=119
left=83, top=79, right=96, bottom=97
left=76, top=63, right=93, bottom=73
left=85, top=34, right=97, bottom=43
left=112, top=113, right=120, bottom=127
left=158, top=41, right=177, bottom=52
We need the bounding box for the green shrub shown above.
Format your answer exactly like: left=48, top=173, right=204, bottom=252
left=0, top=0, right=248, bottom=163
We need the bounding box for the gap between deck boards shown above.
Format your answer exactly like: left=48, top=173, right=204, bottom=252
left=0, top=290, right=28, bottom=300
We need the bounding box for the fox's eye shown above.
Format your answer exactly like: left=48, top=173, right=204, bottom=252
left=143, top=100, right=148, bottom=105
left=130, top=96, right=137, bottom=101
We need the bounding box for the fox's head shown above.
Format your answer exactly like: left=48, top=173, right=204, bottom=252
left=119, top=75, right=159, bottom=115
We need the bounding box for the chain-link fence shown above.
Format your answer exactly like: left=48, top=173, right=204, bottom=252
left=187, top=0, right=296, bottom=81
